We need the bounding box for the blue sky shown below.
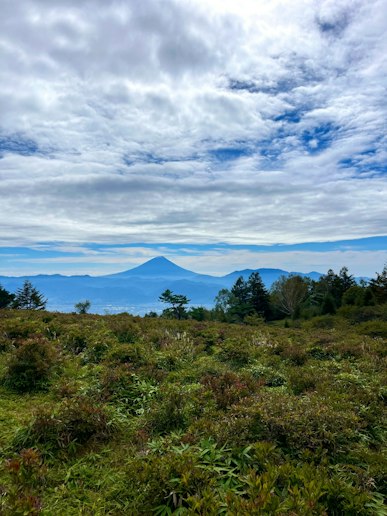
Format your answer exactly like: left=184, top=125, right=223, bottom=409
left=0, top=0, right=386, bottom=277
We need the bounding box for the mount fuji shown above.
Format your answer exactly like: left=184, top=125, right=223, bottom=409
left=0, top=256, right=322, bottom=314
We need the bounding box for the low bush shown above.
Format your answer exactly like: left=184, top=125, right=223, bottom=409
left=100, top=364, right=158, bottom=414
left=201, top=371, right=260, bottom=410
left=218, top=338, right=252, bottom=366
left=147, top=383, right=203, bottom=435
left=3, top=336, right=58, bottom=392
left=13, top=397, right=118, bottom=454
left=357, top=320, right=387, bottom=339
left=106, top=315, right=141, bottom=343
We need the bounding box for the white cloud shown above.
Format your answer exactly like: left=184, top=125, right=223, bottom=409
left=0, top=0, right=386, bottom=251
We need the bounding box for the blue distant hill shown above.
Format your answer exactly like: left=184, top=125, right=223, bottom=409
left=0, top=256, right=325, bottom=314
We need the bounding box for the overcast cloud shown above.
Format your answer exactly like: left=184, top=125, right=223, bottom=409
left=0, top=0, right=386, bottom=274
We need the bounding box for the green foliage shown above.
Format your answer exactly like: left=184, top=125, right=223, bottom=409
left=101, top=365, right=158, bottom=413
left=369, top=264, right=387, bottom=304
left=13, top=397, right=118, bottom=454
left=201, top=371, right=259, bottom=410
left=218, top=337, right=252, bottom=366
left=106, top=315, right=141, bottom=343
left=357, top=320, right=387, bottom=339
left=0, top=284, right=15, bottom=309
left=2, top=448, right=46, bottom=515
left=147, top=383, right=202, bottom=435
left=271, top=274, right=310, bottom=318
left=0, top=309, right=385, bottom=514
left=12, top=280, right=47, bottom=310
left=74, top=299, right=91, bottom=314
left=3, top=336, right=58, bottom=392
left=216, top=273, right=271, bottom=323
left=159, top=290, right=190, bottom=320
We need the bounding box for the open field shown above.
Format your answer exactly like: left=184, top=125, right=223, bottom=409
left=0, top=308, right=386, bottom=515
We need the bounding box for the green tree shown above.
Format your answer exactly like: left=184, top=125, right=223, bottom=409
left=12, top=280, right=47, bottom=310
left=213, top=288, right=234, bottom=322
left=338, top=266, right=356, bottom=294
left=188, top=306, right=211, bottom=321
left=74, top=300, right=91, bottom=314
left=314, top=267, right=356, bottom=310
left=342, top=285, right=375, bottom=307
left=214, top=273, right=271, bottom=322
left=159, top=289, right=190, bottom=320
left=229, top=276, right=251, bottom=321
left=271, top=275, right=309, bottom=319
left=246, top=272, right=271, bottom=319
left=369, top=264, right=387, bottom=304
left=0, top=284, right=14, bottom=309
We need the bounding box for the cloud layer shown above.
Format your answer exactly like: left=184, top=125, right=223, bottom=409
left=0, top=0, right=386, bottom=249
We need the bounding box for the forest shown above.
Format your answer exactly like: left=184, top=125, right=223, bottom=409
left=0, top=266, right=386, bottom=514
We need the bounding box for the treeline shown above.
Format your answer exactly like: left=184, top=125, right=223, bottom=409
left=0, top=280, right=46, bottom=310
left=2, top=265, right=386, bottom=322
left=156, top=264, right=387, bottom=323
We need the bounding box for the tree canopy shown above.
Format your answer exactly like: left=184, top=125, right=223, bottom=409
left=159, top=289, right=190, bottom=320
left=12, top=280, right=47, bottom=310
left=214, top=272, right=271, bottom=322
left=0, top=285, right=15, bottom=309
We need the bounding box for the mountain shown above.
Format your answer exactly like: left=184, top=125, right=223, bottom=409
left=106, top=256, right=197, bottom=278
left=0, top=256, right=325, bottom=315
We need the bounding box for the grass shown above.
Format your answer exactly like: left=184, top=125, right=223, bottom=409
left=0, top=309, right=386, bottom=514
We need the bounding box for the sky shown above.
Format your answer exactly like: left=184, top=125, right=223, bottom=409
left=0, top=0, right=386, bottom=278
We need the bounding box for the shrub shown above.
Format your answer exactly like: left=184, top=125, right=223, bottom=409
left=61, top=326, right=88, bottom=354
left=306, top=315, right=336, bottom=329
left=107, top=316, right=141, bottom=343
left=357, top=320, right=387, bottom=339
left=280, top=344, right=308, bottom=365
left=2, top=448, right=46, bottom=515
left=0, top=318, right=45, bottom=341
left=106, top=343, right=144, bottom=366
left=3, top=337, right=58, bottom=392
left=147, top=383, right=202, bottom=435
left=81, top=330, right=117, bottom=364
left=101, top=365, right=158, bottom=414
left=246, top=391, right=362, bottom=456
left=247, top=363, right=286, bottom=387
left=201, top=371, right=259, bottom=410
left=288, top=367, right=317, bottom=395
left=13, top=397, right=117, bottom=454
left=218, top=338, right=251, bottom=366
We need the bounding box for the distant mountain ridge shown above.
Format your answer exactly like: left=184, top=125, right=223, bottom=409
left=0, top=256, right=325, bottom=314
left=107, top=256, right=197, bottom=278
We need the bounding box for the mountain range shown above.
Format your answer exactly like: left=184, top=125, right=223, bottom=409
left=0, top=256, right=323, bottom=314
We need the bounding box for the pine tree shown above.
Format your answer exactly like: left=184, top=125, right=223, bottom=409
left=246, top=272, right=271, bottom=319
left=13, top=280, right=47, bottom=310
left=229, top=276, right=251, bottom=322
left=0, top=285, right=15, bottom=309
left=369, top=264, right=387, bottom=304
left=159, top=289, right=190, bottom=320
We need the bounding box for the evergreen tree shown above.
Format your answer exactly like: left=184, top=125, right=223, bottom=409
left=159, top=289, right=190, bottom=320
left=369, top=264, right=387, bottom=304
left=313, top=268, right=354, bottom=309
left=12, top=280, right=47, bottom=310
left=246, top=272, right=271, bottom=319
left=0, top=285, right=15, bottom=309
left=321, top=293, right=336, bottom=315
left=229, top=276, right=251, bottom=321
left=214, top=273, right=271, bottom=322
left=337, top=266, right=356, bottom=299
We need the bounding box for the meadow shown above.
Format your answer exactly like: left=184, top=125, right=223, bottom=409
left=0, top=306, right=386, bottom=515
